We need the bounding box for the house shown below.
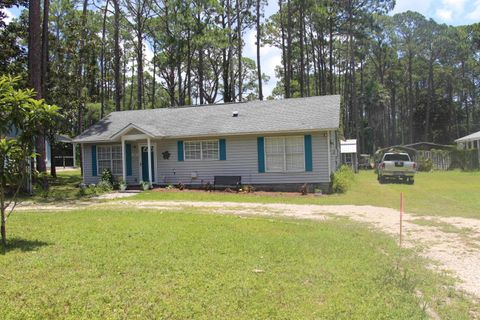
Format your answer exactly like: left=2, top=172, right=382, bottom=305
left=48, top=135, right=78, bottom=169
left=340, top=139, right=358, bottom=172
left=455, top=131, right=480, bottom=168
left=74, top=95, right=341, bottom=191
left=455, top=131, right=480, bottom=151
left=8, top=127, right=77, bottom=169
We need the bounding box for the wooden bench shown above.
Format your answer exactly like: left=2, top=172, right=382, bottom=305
left=214, top=176, right=242, bottom=191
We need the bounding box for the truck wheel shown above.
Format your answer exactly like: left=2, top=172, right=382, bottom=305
left=408, top=178, right=414, bottom=185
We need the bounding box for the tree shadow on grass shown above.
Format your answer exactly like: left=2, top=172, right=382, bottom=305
left=1, top=238, right=51, bottom=254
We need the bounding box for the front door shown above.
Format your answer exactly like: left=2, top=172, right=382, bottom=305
left=141, top=146, right=155, bottom=182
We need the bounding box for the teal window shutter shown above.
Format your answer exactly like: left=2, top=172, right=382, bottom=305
left=219, top=139, right=226, bottom=160
left=126, top=143, right=132, bottom=176
left=257, top=137, right=265, bottom=173
left=304, top=135, right=313, bottom=172
left=177, top=141, right=184, bottom=161
left=91, top=145, right=97, bottom=176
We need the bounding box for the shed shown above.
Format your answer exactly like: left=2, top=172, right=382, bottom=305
left=404, top=142, right=453, bottom=170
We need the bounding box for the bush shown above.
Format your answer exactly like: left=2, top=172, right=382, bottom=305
left=101, top=169, right=114, bottom=185
left=331, top=165, right=355, bottom=193
left=96, top=180, right=113, bottom=193
left=417, top=158, right=433, bottom=172
left=450, top=149, right=479, bottom=171
left=78, top=183, right=97, bottom=197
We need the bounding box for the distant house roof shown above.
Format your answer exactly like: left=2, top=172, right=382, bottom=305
left=340, top=139, right=357, bottom=153
left=74, top=95, right=341, bottom=143
left=56, top=134, right=73, bottom=143
left=455, top=131, right=480, bottom=143
left=404, top=142, right=452, bottom=151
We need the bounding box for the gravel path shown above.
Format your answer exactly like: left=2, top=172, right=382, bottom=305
left=15, top=199, right=480, bottom=298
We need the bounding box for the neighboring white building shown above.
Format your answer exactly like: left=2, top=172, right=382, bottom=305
left=455, top=131, right=480, bottom=166
left=455, top=131, right=480, bottom=150
left=340, top=139, right=357, bottom=172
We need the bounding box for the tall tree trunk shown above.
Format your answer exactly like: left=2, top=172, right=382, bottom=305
left=279, top=0, right=288, bottom=98
left=29, top=0, right=42, bottom=98
left=136, top=23, right=143, bottom=110
left=113, top=0, right=122, bottom=111
left=152, top=40, right=156, bottom=108
left=198, top=46, right=205, bottom=105
left=50, top=141, right=56, bottom=178
left=41, top=0, right=49, bottom=99
left=222, top=0, right=232, bottom=103
left=328, top=11, right=334, bottom=94
left=408, top=51, right=414, bottom=143
left=286, top=0, right=292, bottom=98
left=425, top=55, right=434, bottom=141
left=122, top=53, right=127, bottom=110
left=129, top=56, right=135, bottom=110
left=186, top=28, right=192, bottom=105
left=391, top=86, right=396, bottom=145
left=29, top=0, right=47, bottom=173
left=299, top=1, right=305, bottom=97
left=42, top=0, right=52, bottom=177
left=76, top=0, right=88, bottom=176
left=177, top=49, right=183, bottom=106
left=256, top=0, right=263, bottom=100
left=100, top=0, right=109, bottom=118
left=236, top=0, right=243, bottom=101
left=1, top=196, right=6, bottom=248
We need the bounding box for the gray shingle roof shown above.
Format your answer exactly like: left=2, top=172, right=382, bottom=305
left=74, top=95, right=341, bottom=143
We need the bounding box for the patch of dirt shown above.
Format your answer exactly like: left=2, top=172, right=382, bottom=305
left=94, top=192, right=140, bottom=200
left=152, top=188, right=315, bottom=198
left=14, top=199, right=480, bottom=299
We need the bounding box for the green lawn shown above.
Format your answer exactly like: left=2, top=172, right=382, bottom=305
left=0, top=209, right=474, bottom=319
left=132, top=170, right=480, bottom=219
left=23, top=169, right=85, bottom=203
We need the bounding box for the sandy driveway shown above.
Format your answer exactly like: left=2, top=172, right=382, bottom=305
left=16, top=199, right=480, bottom=298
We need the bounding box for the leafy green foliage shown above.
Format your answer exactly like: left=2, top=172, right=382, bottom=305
left=0, top=75, right=59, bottom=245
left=100, top=168, right=114, bottom=186
left=450, top=149, right=480, bottom=171
left=331, top=165, right=355, bottom=193
left=417, top=158, right=433, bottom=172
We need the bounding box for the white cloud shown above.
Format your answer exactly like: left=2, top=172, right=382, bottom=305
left=443, top=0, right=466, bottom=11
left=1, top=8, right=14, bottom=25
left=436, top=8, right=453, bottom=21
left=435, top=0, right=468, bottom=22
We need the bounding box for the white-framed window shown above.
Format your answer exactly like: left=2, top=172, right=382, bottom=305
left=184, top=140, right=219, bottom=161
left=265, top=136, right=305, bottom=172
left=97, top=145, right=122, bottom=176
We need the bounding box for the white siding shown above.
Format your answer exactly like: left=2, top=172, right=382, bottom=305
left=82, top=132, right=336, bottom=186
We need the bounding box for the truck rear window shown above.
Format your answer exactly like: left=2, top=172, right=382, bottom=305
left=383, top=154, right=410, bottom=161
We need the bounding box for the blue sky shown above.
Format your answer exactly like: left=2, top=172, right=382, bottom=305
left=2, top=0, right=480, bottom=98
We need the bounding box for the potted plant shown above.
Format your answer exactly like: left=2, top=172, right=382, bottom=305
left=119, top=180, right=127, bottom=191
left=140, top=181, right=150, bottom=191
